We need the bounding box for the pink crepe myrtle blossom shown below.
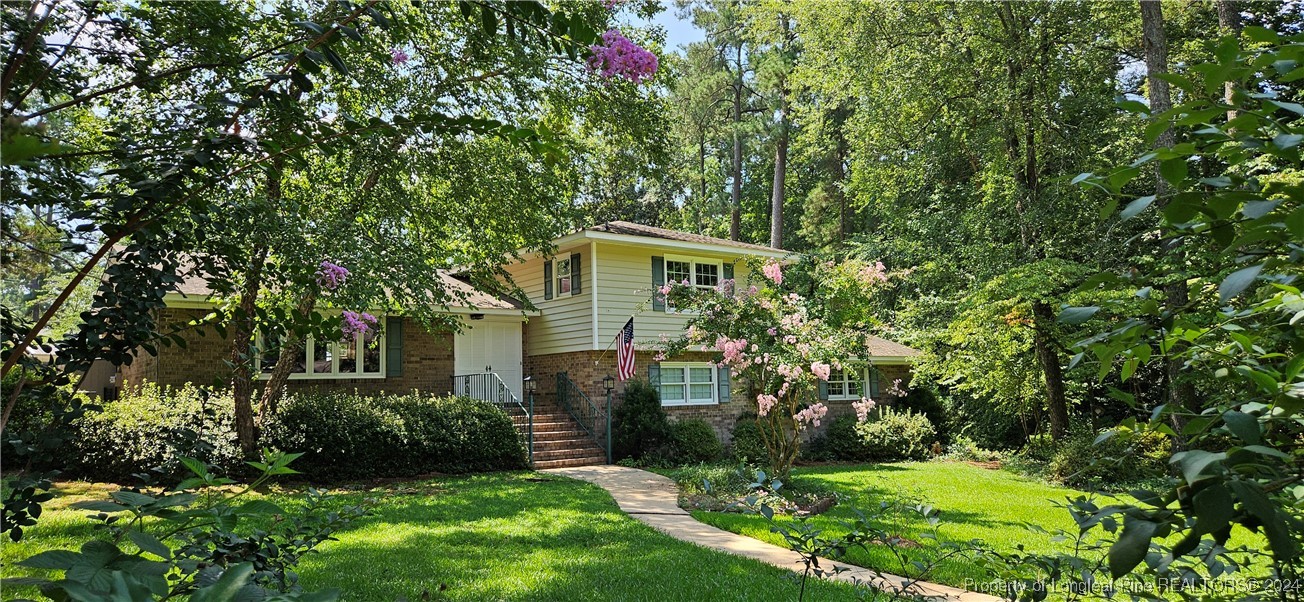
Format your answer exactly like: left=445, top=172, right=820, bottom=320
left=316, top=261, right=349, bottom=291
left=762, top=260, right=783, bottom=285
left=860, top=260, right=888, bottom=285
left=852, top=398, right=876, bottom=423
left=757, top=393, right=779, bottom=416
left=767, top=327, right=778, bottom=336
left=341, top=311, right=378, bottom=339
left=794, top=403, right=828, bottom=428
left=889, top=378, right=909, bottom=397
left=390, top=48, right=410, bottom=65
left=810, top=361, right=831, bottom=381
left=587, top=29, right=659, bottom=83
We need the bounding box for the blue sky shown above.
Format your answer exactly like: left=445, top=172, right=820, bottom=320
left=634, top=7, right=705, bottom=54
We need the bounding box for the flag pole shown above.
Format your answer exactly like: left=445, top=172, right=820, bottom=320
left=595, top=313, right=638, bottom=365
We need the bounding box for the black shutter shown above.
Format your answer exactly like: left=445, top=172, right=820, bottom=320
left=543, top=260, right=553, bottom=300
left=717, top=366, right=730, bottom=403
left=651, top=256, right=665, bottom=311
left=385, top=316, right=403, bottom=377
left=571, top=252, right=582, bottom=295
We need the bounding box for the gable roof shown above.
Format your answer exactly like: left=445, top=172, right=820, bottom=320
left=168, top=268, right=525, bottom=312
left=866, top=336, right=920, bottom=360
left=590, top=221, right=787, bottom=254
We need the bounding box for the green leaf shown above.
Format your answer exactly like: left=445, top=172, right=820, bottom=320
left=1120, top=195, right=1156, bottom=220
left=110, top=491, right=157, bottom=507
left=1267, top=99, right=1304, bottom=116
left=189, top=563, right=253, bottom=602
left=1109, top=517, right=1157, bottom=579
left=1173, top=450, right=1226, bottom=484
left=292, top=20, right=325, bottom=36
left=321, top=47, right=349, bottom=76
left=237, top=500, right=286, bottom=516
left=17, top=549, right=79, bottom=569
left=1273, top=133, right=1303, bottom=150
left=128, top=531, right=171, bottom=560
left=1221, top=411, right=1260, bottom=444
left=1287, top=206, right=1304, bottom=239
left=1242, top=200, right=1280, bottom=219
left=71, top=500, right=129, bottom=513
left=1058, top=306, right=1100, bottom=325
left=1159, top=159, right=1188, bottom=185
left=1218, top=264, right=1263, bottom=303
left=1192, top=484, right=1235, bottom=536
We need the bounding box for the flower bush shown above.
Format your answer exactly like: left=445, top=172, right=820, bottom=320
left=660, top=257, right=889, bottom=477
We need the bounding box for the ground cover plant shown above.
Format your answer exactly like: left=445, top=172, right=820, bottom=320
left=2, top=472, right=865, bottom=602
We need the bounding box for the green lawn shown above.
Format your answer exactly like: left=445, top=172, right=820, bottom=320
left=2, top=472, right=861, bottom=601
left=690, top=462, right=1099, bottom=589
left=690, top=462, right=1268, bottom=591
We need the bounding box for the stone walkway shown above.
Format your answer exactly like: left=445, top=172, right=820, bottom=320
left=543, top=465, right=1001, bottom=602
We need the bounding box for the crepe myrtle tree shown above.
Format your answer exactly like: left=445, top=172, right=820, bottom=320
left=659, top=257, right=890, bottom=477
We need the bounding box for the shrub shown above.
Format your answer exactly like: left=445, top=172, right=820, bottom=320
left=729, top=413, right=771, bottom=465
left=895, top=386, right=948, bottom=441
left=855, top=407, right=937, bottom=462
left=262, top=390, right=526, bottom=480
left=807, top=415, right=873, bottom=462
left=1041, top=428, right=1169, bottom=489
left=940, top=435, right=1006, bottom=463
left=611, top=379, right=671, bottom=462
left=669, top=419, right=722, bottom=463
left=664, top=462, right=752, bottom=497
left=72, top=383, right=241, bottom=482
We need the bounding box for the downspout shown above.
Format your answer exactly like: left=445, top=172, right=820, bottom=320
left=590, top=240, right=600, bottom=351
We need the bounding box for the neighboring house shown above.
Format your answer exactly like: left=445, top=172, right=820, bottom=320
left=116, top=221, right=919, bottom=468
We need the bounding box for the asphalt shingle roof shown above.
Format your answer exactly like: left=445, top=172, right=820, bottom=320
left=591, top=221, right=787, bottom=254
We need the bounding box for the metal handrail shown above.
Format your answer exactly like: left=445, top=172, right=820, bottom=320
left=556, top=372, right=610, bottom=462
left=452, top=372, right=532, bottom=465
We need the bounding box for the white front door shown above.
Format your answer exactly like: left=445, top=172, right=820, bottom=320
left=454, top=318, right=524, bottom=401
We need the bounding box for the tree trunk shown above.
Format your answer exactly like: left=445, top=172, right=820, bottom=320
left=1033, top=302, right=1070, bottom=441
left=230, top=244, right=268, bottom=458
left=1140, top=0, right=1199, bottom=427
left=730, top=41, right=744, bottom=242
left=697, top=137, right=708, bottom=234
left=769, top=14, right=790, bottom=250
left=1217, top=0, right=1241, bottom=121
left=257, top=293, right=316, bottom=422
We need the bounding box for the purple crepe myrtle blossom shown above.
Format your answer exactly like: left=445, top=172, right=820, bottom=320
left=391, top=47, right=409, bottom=65
left=586, top=29, right=658, bottom=83
left=341, top=311, right=378, bottom=339
left=316, top=261, right=349, bottom=291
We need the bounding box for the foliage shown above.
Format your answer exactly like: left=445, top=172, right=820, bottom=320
left=854, top=407, right=937, bottom=463
left=894, top=386, right=949, bottom=442
left=806, top=416, right=873, bottom=463
left=1043, top=429, right=1169, bottom=491
left=262, top=391, right=526, bottom=480
left=728, top=413, right=772, bottom=465
left=661, top=461, right=756, bottom=498
left=661, top=257, right=886, bottom=477
left=668, top=418, right=723, bottom=464
left=611, top=379, right=672, bottom=463
left=1031, top=29, right=1304, bottom=594
left=5, top=450, right=366, bottom=601
left=938, top=435, right=1006, bottom=464
left=70, top=383, right=241, bottom=483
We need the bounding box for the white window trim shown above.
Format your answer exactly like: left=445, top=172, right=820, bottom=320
left=255, top=332, right=386, bottom=380
left=554, top=256, right=574, bottom=296
left=827, top=365, right=866, bottom=401
left=663, top=254, right=723, bottom=314
left=658, top=361, right=718, bottom=406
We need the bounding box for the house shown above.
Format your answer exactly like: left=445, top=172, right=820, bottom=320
left=117, top=221, right=919, bottom=468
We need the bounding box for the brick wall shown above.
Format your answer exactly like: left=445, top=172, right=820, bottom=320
left=117, top=308, right=455, bottom=396
left=525, top=350, right=917, bottom=444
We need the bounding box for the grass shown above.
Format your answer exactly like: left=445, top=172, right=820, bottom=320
left=691, top=462, right=1082, bottom=588
left=689, top=461, right=1268, bottom=592
left=1, top=472, right=862, bottom=601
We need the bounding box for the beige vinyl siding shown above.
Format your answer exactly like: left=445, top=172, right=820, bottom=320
left=501, top=245, right=592, bottom=355
left=594, top=241, right=753, bottom=348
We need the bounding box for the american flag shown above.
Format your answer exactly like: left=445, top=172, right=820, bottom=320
left=616, top=318, right=636, bottom=382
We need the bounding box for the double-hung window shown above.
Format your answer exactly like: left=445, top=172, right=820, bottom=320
left=554, top=256, right=573, bottom=295
left=658, top=362, right=718, bottom=406
left=257, top=331, right=384, bottom=379
left=827, top=365, right=865, bottom=400
left=664, top=255, right=722, bottom=312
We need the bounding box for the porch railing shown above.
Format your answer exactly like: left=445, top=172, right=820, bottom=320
left=452, top=372, right=532, bottom=465
left=556, top=372, right=611, bottom=463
